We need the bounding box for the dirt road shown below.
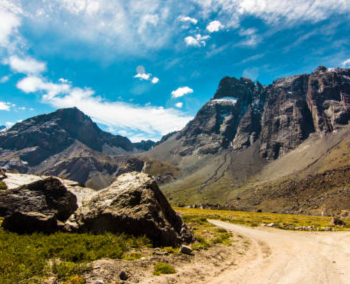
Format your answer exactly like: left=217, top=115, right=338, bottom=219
left=207, top=220, right=350, bottom=284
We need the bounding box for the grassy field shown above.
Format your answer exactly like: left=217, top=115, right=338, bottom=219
left=0, top=217, right=150, bottom=284
left=176, top=207, right=350, bottom=231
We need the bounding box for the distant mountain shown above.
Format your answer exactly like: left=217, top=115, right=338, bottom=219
left=133, top=140, right=156, bottom=152
left=146, top=66, right=350, bottom=215
left=0, top=108, right=161, bottom=189
left=0, top=126, right=5, bottom=132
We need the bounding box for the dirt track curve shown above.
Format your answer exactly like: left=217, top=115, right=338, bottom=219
left=207, top=220, right=350, bottom=284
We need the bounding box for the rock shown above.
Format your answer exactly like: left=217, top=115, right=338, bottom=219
left=116, top=158, right=145, bottom=176
left=267, top=223, right=276, bottom=227
left=330, top=217, right=347, bottom=226
left=180, top=245, right=193, bottom=255
left=2, top=212, right=59, bottom=234
left=119, top=271, right=129, bottom=281
left=0, top=177, right=78, bottom=221
left=66, top=172, right=194, bottom=246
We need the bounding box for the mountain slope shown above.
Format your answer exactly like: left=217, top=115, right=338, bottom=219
left=0, top=108, right=159, bottom=189
left=147, top=66, right=350, bottom=215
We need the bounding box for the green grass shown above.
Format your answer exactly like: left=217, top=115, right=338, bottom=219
left=153, top=262, right=176, bottom=276
left=177, top=208, right=350, bottom=231
left=0, top=181, right=7, bottom=190
left=0, top=222, right=151, bottom=284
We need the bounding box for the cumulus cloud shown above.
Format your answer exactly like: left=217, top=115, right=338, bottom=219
left=185, top=34, right=210, bottom=47
left=8, top=56, right=46, bottom=74
left=175, top=102, right=183, bottom=108
left=0, top=102, right=10, bottom=111
left=134, top=65, right=159, bottom=84
left=342, top=59, right=350, bottom=68
left=171, top=86, right=193, bottom=98
left=16, top=75, right=192, bottom=138
left=178, top=15, right=198, bottom=25
left=206, top=20, right=224, bottom=33
left=151, top=77, right=159, bottom=84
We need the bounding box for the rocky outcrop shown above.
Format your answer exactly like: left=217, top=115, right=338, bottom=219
left=2, top=212, right=61, bottom=234
left=116, top=158, right=145, bottom=177
left=66, top=172, right=194, bottom=246
left=0, top=177, right=78, bottom=221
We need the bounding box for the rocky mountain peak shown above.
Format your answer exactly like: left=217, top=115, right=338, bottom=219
left=168, top=66, right=350, bottom=160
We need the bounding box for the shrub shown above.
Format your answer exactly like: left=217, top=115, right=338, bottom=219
left=0, top=181, right=7, bottom=190
left=52, top=261, right=91, bottom=281
left=153, top=262, right=176, bottom=276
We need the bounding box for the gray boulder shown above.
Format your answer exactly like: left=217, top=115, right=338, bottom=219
left=66, top=172, right=194, bottom=246
left=0, top=177, right=78, bottom=221
left=2, top=212, right=60, bottom=234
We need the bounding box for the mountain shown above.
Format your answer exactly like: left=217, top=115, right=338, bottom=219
left=147, top=66, right=350, bottom=215
left=0, top=126, right=5, bottom=132
left=0, top=108, right=161, bottom=189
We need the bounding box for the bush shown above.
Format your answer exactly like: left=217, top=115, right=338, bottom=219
left=52, top=261, right=91, bottom=281
left=0, top=181, right=7, bottom=190
left=153, top=262, right=176, bottom=276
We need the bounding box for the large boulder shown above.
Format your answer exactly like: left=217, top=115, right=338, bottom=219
left=66, top=172, right=194, bottom=246
left=0, top=177, right=78, bottom=221
left=2, top=212, right=60, bottom=234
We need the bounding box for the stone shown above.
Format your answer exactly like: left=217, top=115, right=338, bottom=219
left=119, top=271, right=129, bottom=281
left=0, top=177, right=78, bottom=221
left=180, top=245, right=193, bottom=255
left=330, top=217, right=347, bottom=226
left=66, top=172, right=194, bottom=246
left=2, top=212, right=59, bottom=234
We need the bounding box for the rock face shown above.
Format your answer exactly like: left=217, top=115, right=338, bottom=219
left=0, top=177, right=78, bottom=221
left=67, top=172, right=194, bottom=246
left=171, top=66, right=350, bottom=160
left=2, top=212, right=60, bottom=234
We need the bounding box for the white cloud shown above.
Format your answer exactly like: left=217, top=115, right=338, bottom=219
left=0, top=75, right=10, bottom=83
left=151, top=77, right=159, bottom=84
left=175, top=102, right=183, bottom=108
left=342, top=59, right=350, bottom=68
left=0, top=2, right=21, bottom=48
left=178, top=15, right=198, bottom=25
left=134, top=65, right=159, bottom=83
left=134, top=73, right=151, bottom=80
left=238, top=28, right=261, bottom=46
left=185, top=34, right=210, bottom=47
left=0, top=102, right=10, bottom=111
left=16, top=75, right=193, bottom=138
left=19, top=106, right=26, bottom=110
left=206, top=20, right=224, bottom=33
left=192, top=0, right=350, bottom=27
left=8, top=56, right=46, bottom=74
left=58, top=78, right=70, bottom=83
left=171, top=86, right=193, bottom=98
left=5, top=122, right=14, bottom=128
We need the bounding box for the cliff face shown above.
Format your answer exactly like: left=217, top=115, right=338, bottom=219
left=173, top=66, right=350, bottom=160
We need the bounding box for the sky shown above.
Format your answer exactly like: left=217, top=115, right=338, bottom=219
left=0, top=0, right=350, bottom=142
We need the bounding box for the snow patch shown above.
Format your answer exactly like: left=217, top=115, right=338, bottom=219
left=211, top=97, right=238, bottom=104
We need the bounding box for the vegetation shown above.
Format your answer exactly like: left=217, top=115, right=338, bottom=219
left=0, top=221, right=150, bottom=284
left=177, top=207, right=350, bottom=231
left=153, top=262, right=176, bottom=276
left=0, top=181, right=7, bottom=190
left=180, top=213, right=233, bottom=250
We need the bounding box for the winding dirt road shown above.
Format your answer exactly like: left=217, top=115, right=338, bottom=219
left=207, top=220, right=350, bottom=284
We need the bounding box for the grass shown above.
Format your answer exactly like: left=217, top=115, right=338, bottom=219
left=153, top=262, right=176, bottom=276
left=176, top=207, right=350, bottom=231
left=180, top=213, right=233, bottom=250
left=0, top=219, right=151, bottom=284
left=0, top=181, right=7, bottom=190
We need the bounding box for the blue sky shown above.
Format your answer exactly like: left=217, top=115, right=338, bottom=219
left=0, top=0, right=350, bottom=141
